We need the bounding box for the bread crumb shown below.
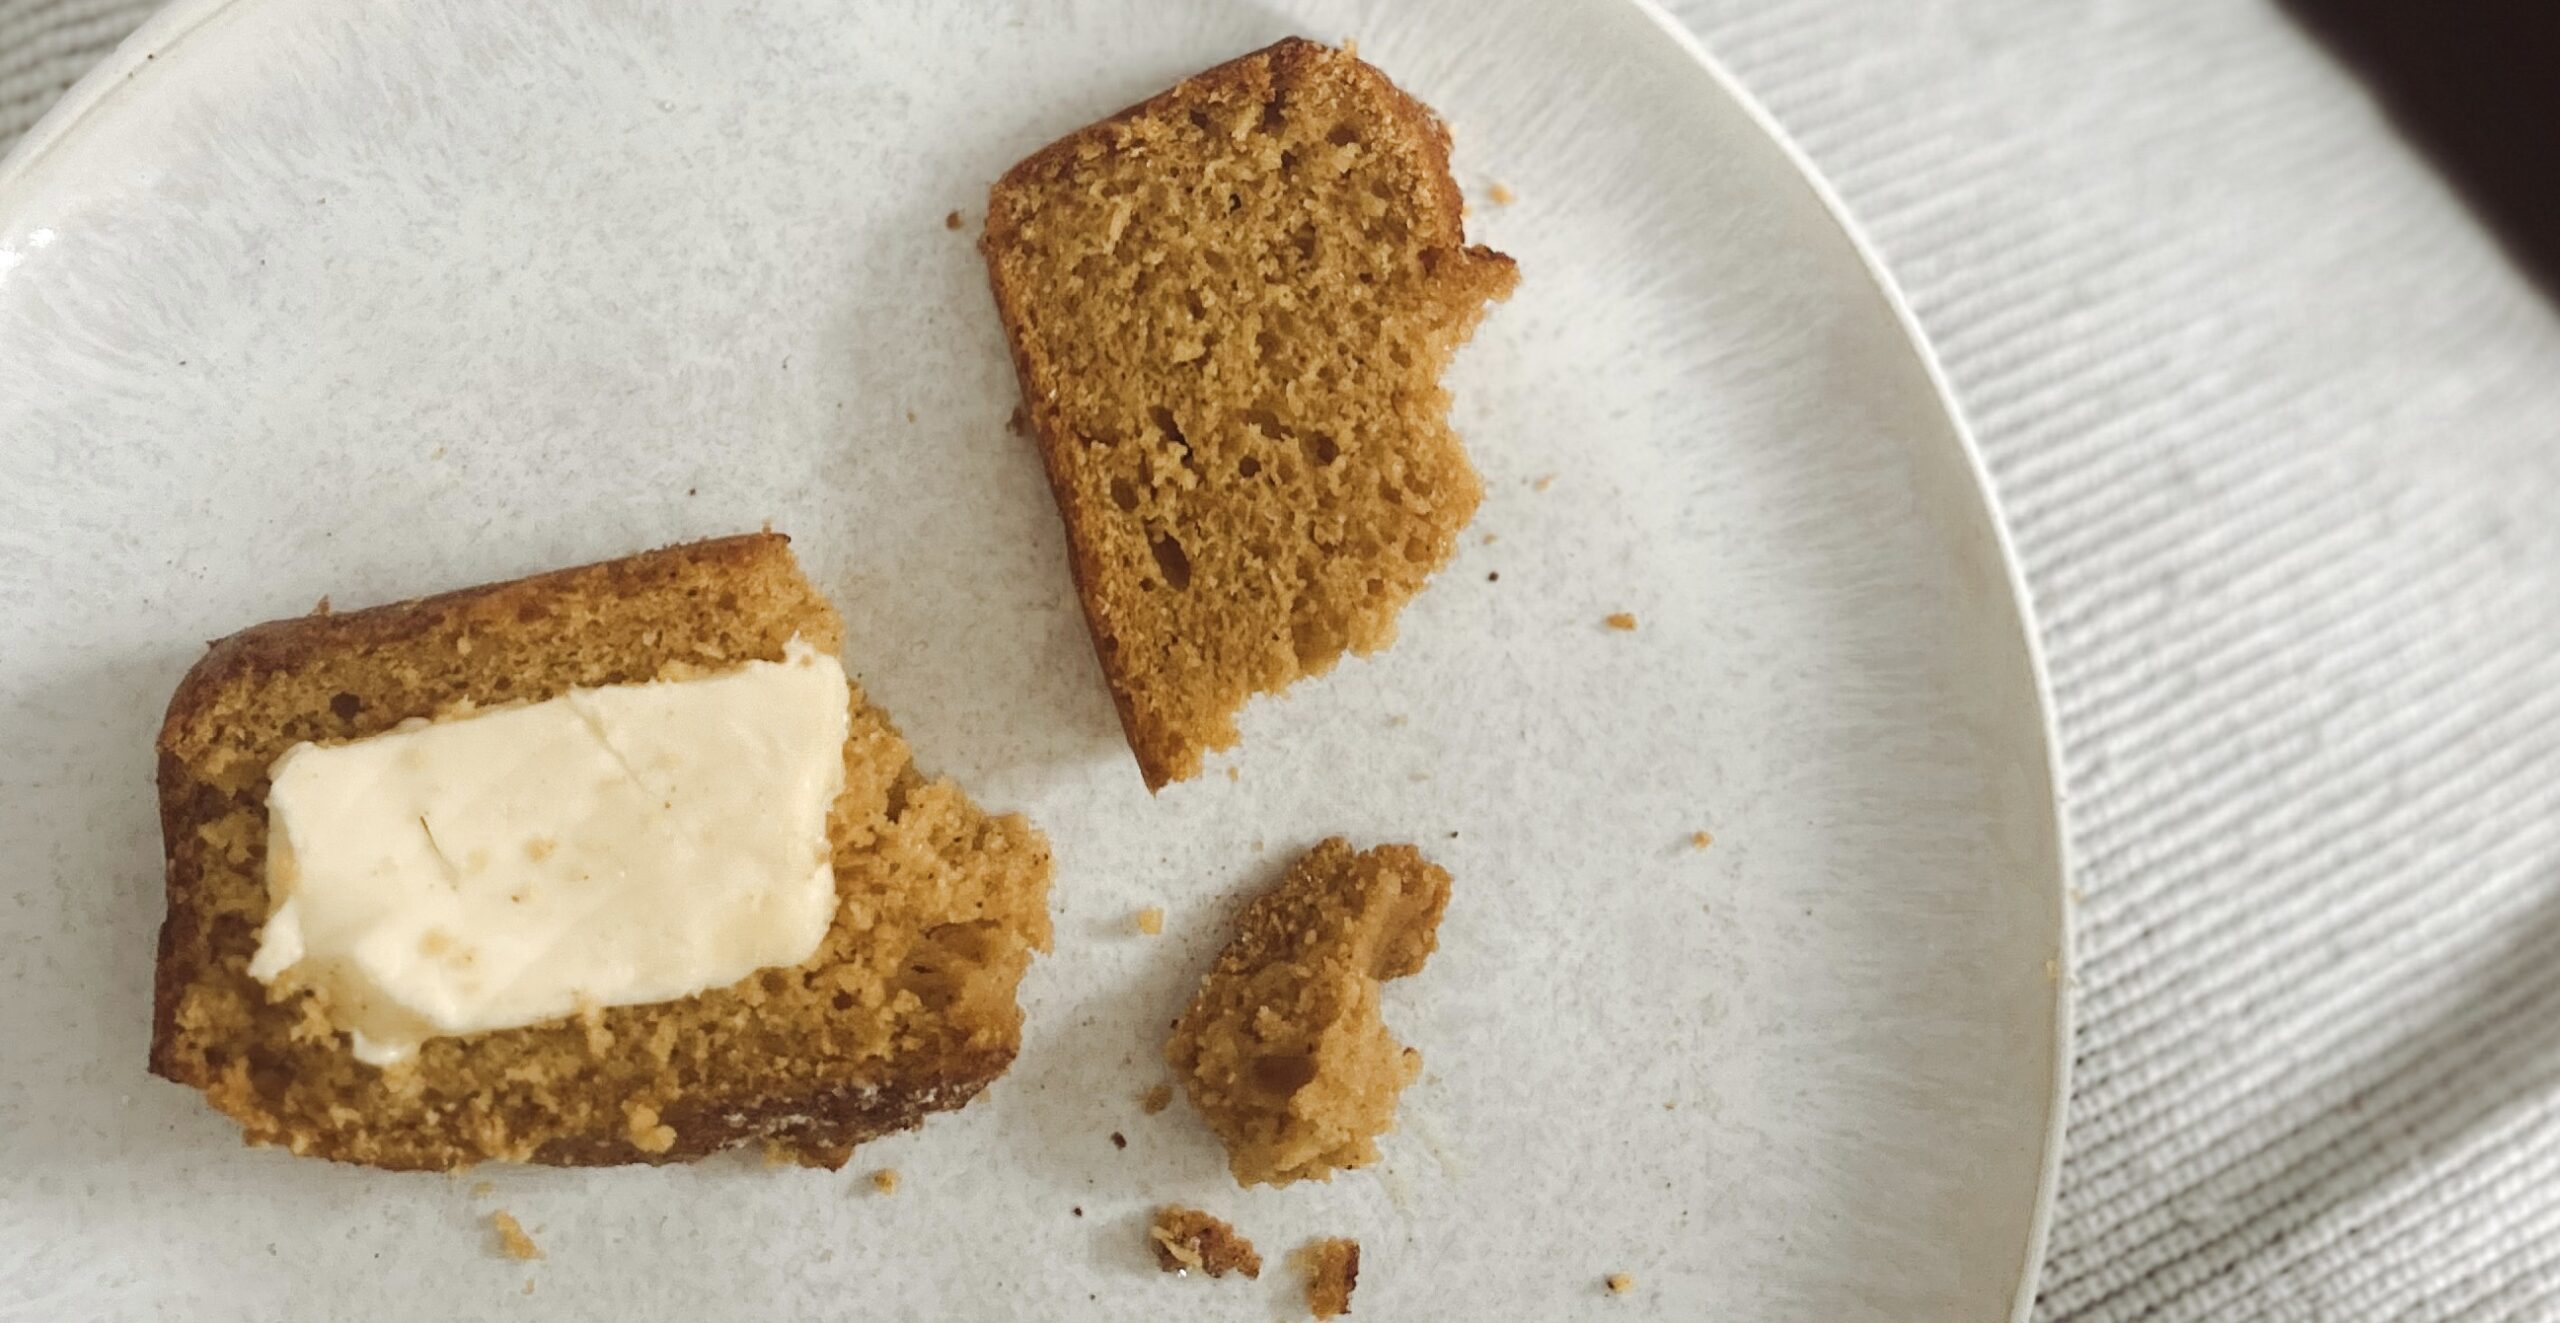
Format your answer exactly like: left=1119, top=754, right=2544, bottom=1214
left=489, top=1211, right=542, bottom=1261
left=470, top=1179, right=495, bottom=1197
left=1481, top=532, right=1497, bottom=545
left=521, top=1279, right=535, bottom=1296
left=1533, top=474, right=1556, bottom=491
left=1605, top=612, right=1638, bottom=631
left=905, top=409, right=917, bottom=423
left=1606, top=1272, right=1635, bottom=1295
left=310, top=596, right=332, bottom=617
left=1141, top=1083, right=1175, bottom=1115
left=429, top=446, right=446, bottom=461
left=1295, top=1238, right=1361, bottom=1318
left=944, top=209, right=964, bottom=231
left=1149, top=1206, right=1261, bottom=1278
left=1225, top=765, right=1240, bottom=783
left=1690, top=830, right=1713, bottom=849
left=1135, top=906, right=1166, bottom=936
left=2044, top=957, right=2060, bottom=982
left=1110, top=1130, right=1128, bottom=1149
left=870, top=1167, right=899, bottom=1195
left=1489, top=181, right=1516, bottom=205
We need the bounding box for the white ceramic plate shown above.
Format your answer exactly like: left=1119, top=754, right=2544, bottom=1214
left=0, top=1, right=2068, bottom=1318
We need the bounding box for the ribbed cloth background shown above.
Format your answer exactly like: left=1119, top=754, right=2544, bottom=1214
left=11, top=0, right=2560, bottom=1317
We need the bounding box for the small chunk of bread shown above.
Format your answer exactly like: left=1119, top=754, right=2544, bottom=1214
left=1165, top=838, right=1450, bottom=1185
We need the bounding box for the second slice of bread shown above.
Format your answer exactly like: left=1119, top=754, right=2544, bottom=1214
left=983, top=38, right=1517, bottom=789
left=149, top=533, right=1052, bottom=1169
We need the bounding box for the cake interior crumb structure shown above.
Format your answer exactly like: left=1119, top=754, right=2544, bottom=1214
left=148, top=534, right=1052, bottom=1170
left=1165, top=837, right=1451, bottom=1186
left=982, top=37, right=1518, bottom=788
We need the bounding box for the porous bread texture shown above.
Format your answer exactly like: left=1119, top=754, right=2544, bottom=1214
left=1165, top=837, right=1450, bottom=1186
left=983, top=37, right=1517, bottom=788
left=150, top=533, right=1052, bottom=1169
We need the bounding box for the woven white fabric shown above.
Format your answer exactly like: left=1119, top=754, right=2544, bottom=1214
left=8, top=1, right=2559, bottom=1319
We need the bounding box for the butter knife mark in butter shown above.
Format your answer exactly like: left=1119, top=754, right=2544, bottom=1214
left=247, top=638, right=851, bottom=1066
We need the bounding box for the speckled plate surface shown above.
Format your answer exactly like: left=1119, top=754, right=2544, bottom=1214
left=0, top=1, right=2067, bottom=1318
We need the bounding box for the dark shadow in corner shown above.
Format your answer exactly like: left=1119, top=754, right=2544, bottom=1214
left=2279, top=0, right=2560, bottom=303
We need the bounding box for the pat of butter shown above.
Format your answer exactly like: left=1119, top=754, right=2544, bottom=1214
left=247, top=638, right=850, bottom=1066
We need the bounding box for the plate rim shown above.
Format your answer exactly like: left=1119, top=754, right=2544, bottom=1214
left=1612, top=4, right=2076, bottom=1313
left=0, top=1, right=2075, bottom=1315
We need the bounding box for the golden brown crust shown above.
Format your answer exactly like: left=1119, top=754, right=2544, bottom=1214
left=149, top=534, right=1053, bottom=1169
left=983, top=39, right=1516, bottom=789
left=1166, top=838, right=1450, bottom=1186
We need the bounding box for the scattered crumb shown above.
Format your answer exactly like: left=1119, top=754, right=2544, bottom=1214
left=1110, top=1131, right=1128, bottom=1150
left=624, top=1100, right=675, bottom=1151
left=1226, top=765, right=1241, bottom=783
left=905, top=409, right=918, bottom=423
left=470, top=1180, right=495, bottom=1197
left=489, top=1211, right=542, bottom=1261
left=1295, top=1238, right=1361, bottom=1318
left=1605, top=1272, right=1635, bottom=1295
left=870, top=1168, right=900, bottom=1195
left=1489, top=181, right=1516, bottom=205
left=1690, top=831, right=1714, bottom=849
left=1605, top=612, right=1638, bottom=631
left=1135, top=906, right=1166, bottom=936
left=1386, top=714, right=1409, bottom=727
left=310, top=596, right=331, bottom=616
left=2044, top=957, right=2060, bottom=982
left=1481, top=532, right=1497, bottom=545
left=944, top=209, right=964, bottom=231
left=1142, top=1083, right=1175, bottom=1115
left=1149, top=1206, right=1262, bottom=1279
left=1533, top=473, right=1556, bottom=491
left=429, top=446, right=446, bottom=461
left=521, top=1280, right=535, bottom=1296
left=1487, top=571, right=1499, bottom=582
left=1072, top=1206, right=1084, bottom=1218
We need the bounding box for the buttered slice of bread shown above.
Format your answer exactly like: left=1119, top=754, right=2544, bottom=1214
left=149, top=533, right=1052, bottom=1169
left=983, top=38, right=1517, bottom=789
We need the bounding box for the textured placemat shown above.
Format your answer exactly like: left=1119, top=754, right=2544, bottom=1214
left=9, top=1, right=2560, bottom=1318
